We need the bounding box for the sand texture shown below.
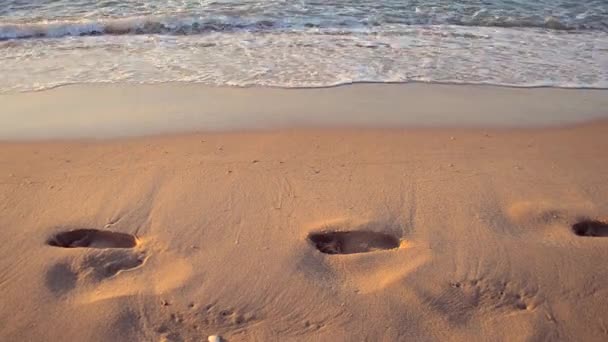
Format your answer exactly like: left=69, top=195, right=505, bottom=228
left=2, top=83, right=608, bottom=140
left=1, top=121, right=608, bottom=341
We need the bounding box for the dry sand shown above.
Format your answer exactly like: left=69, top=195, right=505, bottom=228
left=1, top=85, right=608, bottom=341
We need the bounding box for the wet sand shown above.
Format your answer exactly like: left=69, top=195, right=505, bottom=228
left=2, top=83, right=608, bottom=140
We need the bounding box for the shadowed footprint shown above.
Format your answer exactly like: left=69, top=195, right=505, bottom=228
left=45, top=263, right=77, bottom=296
left=308, top=230, right=400, bottom=254
left=572, top=220, right=608, bottom=237
left=47, top=229, right=138, bottom=248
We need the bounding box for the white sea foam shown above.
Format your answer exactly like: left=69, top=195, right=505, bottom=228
left=0, top=11, right=601, bottom=42
left=1, top=0, right=607, bottom=91
left=1, top=24, right=607, bottom=92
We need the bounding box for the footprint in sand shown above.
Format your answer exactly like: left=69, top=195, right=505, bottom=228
left=47, top=228, right=138, bottom=248
left=308, top=230, right=400, bottom=254
left=45, top=228, right=145, bottom=296
left=80, top=250, right=146, bottom=281
left=45, top=250, right=146, bottom=295
left=303, top=222, right=427, bottom=294
left=572, top=219, right=608, bottom=237
left=505, top=201, right=607, bottom=239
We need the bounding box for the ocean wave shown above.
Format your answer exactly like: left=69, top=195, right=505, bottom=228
left=0, top=13, right=605, bottom=41
left=1, top=26, right=606, bottom=92
left=0, top=16, right=277, bottom=40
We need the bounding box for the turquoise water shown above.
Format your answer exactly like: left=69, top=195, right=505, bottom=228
left=1, top=0, right=607, bottom=91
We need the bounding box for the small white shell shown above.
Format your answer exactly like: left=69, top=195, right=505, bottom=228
left=208, top=335, right=221, bottom=342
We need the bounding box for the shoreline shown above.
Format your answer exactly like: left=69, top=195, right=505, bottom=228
left=6, top=80, right=608, bottom=95
left=2, top=82, right=607, bottom=140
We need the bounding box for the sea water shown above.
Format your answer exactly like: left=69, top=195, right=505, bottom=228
left=1, top=0, right=607, bottom=92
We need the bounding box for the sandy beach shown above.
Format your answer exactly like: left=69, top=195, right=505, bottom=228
left=3, top=83, right=608, bottom=140
left=1, top=84, right=608, bottom=341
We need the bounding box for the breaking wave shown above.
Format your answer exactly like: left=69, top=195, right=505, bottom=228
left=1, top=13, right=606, bottom=41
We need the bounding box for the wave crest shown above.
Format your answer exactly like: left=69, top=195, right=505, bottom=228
left=0, top=16, right=284, bottom=40
left=0, top=14, right=603, bottom=41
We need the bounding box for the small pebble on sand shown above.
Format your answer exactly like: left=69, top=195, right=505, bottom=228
left=208, top=335, right=221, bottom=342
